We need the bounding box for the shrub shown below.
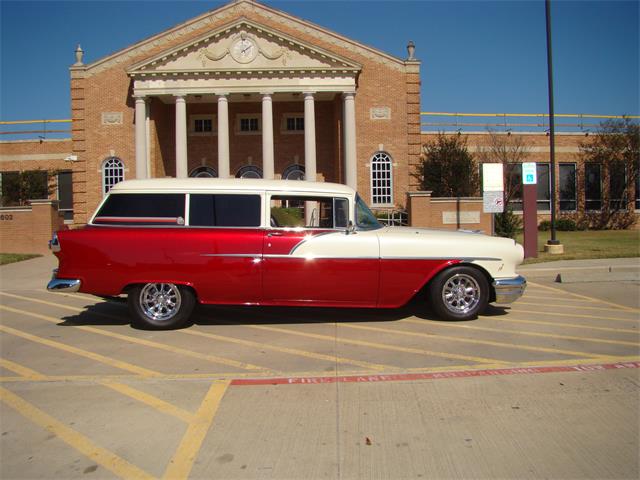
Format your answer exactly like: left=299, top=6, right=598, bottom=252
left=494, top=209, right=522, bottom=239
left=538, top=218, right=578, bottom=231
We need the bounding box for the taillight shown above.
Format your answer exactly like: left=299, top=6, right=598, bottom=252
left=49, top=232, right=60, bottom=252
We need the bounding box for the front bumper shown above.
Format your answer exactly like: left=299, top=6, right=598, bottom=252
left=492, top=275, right=527, bottom=304
left=47, top=269, right=81, bottom=293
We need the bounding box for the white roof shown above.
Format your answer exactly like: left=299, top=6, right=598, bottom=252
left=109, top=178, right=356, bottom=196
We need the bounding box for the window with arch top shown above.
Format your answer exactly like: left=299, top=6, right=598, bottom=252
left=370, top=151, right=393, bottom=206
left=102, top=157, right=124, bottom=195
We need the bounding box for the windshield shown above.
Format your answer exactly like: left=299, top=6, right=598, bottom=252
left=355, top=195, right=383, bottom=231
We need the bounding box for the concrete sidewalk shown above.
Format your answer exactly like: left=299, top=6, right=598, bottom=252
left=518, top=257, right=640, bottom=283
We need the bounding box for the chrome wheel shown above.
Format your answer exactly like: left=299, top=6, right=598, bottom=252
left=139, top=283, right=182, bottom=322
left=441, top=273, right=481, bottom=315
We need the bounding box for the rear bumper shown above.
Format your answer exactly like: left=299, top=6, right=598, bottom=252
left=492, top=275, right=527, bottom=304
left=47, top=269, right=81, bottom=293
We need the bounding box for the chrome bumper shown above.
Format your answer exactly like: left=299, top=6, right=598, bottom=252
left=492, top=275, right=527, bottom=304
left=47, top=269, right=81, bottom=293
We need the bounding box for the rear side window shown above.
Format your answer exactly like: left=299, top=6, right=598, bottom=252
left=93, top=193, right=185, bottom=225
left=189, top=194, right=261, bottom=227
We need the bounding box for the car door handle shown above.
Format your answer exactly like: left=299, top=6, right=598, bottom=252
left=267, top=232, right=284, bottom=237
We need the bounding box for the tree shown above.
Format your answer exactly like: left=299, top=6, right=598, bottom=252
left=0, top=169, right=50, bottom=207
left=475, top=130, right=531, bottom=238
left=579, top=117, right=639, bottom=229
left=414, top=133, right=478, bottom=197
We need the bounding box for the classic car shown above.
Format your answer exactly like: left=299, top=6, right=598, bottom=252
left=47, top=179, right=526, bottom=329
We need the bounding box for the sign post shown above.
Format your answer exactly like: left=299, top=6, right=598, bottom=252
left=522, top=162, right=538, bottom=258
left=482, top=164, right=504, bottom=235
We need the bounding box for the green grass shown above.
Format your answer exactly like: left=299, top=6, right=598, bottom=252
left=516, top=230, right=640, bottom=264
left=0, top=253, right=42, bottom=265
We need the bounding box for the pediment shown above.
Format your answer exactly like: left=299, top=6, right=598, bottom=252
left=127, top=19, right=361, bottom=77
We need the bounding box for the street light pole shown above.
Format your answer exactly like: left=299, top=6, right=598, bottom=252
left=544, top=0, right=563, bottom=253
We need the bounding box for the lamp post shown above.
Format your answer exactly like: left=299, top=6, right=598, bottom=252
left=544, top=0, right=563, bottom=253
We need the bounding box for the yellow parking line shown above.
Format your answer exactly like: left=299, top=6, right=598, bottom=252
left=522, top=294, right=596, bottom=303
left=0, top=386, right=155, bottom=480
left=518, top=301, right=639, bottom=314
left=486, top=316, right=638, bottom=334
left=512, top=308, right=639, bottom=324
left=0, top=323, right=161, bottom=377
left=340, top=322, right=604, bottom=359
left=527, top=281, right=640, bottom=313
left=0, top=358, right=47, bottom=380
left=163, top=381, right=230, bottom=480
left=403, top=318, right=639, bottom=347
left=240, top=323, right=508, bottom=365
left=100, top=381, right=194, bottom=424
left=183, top=327, right=393, bottom=372
left=0, top=300, right=267, bottom=372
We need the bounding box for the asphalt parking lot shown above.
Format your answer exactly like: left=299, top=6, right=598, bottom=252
left=1, top=255, right=638, bottom=480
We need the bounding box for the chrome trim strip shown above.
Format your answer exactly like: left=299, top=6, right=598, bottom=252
left=46, top=270, right=81, bottom=293
left=200, top=254, right=261, bottom=258
left=380, top=256, right=501, bottom=261
left=492, top=275, right=527, bottom=304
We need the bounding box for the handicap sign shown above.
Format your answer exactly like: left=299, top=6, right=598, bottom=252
left=522, top=162, right=537, bottom=185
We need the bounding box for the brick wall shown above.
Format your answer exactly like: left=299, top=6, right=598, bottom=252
left=407, top=192, right=492, bottom=233
left=0, top=200, right=64, bottom=254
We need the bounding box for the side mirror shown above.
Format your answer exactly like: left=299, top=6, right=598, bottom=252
left=345, top=221, right=356, bottom=235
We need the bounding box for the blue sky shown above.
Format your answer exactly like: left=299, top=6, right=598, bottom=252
left=1, top=0, right=638, bottom=124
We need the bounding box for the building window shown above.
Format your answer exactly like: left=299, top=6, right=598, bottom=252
left=584, top=163, right=602, bottom=211
left=559, top=163, right=577, bottom=211
left=236, top=115, right=261, bottom=134
left=189, top=115, right=215, bottom=136
left=282, top=114, right=304, bottom=134
left=609, top=162, right=627, bottom=210
left=636, top=160, right=640, bottom=210
left=0, top=170, right=48, bottom=207
left=236, top=165, right=263, bottom=179
left=189, top=166, right=218, bottom=178
left=370, top=151, right=393, bottom=206
left=57, top=171, right=73, bottom=222
left=536, top=163, right=551, bottom=211
left=282, top=164, right=305, bottom=180
left=507, top=163, right=523, bottom=212
left=102, top=157, right=124, bottom=195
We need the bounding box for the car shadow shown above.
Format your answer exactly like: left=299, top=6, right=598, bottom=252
left=55, top=296, right=511, bottom=329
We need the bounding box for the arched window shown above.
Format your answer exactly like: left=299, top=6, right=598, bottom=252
left=189, top=166, right=218, bottom=178
left=102, top=157, right=124, bottom=195
left=282, top=164, right=305, bottom=180
left=370, top=152, right=393, bottom=206
left=236, top=165, right=263, bottom=179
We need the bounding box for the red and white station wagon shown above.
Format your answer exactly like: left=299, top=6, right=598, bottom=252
left=47, top=179, right=526, bottom=329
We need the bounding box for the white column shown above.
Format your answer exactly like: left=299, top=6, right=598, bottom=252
left=262, top=93, right=275, bottom=179
left=343, top=92, right=357, bottom=189
left=304, top=92, right=317, bottom=182
left=217, top=94, right=230, bottom=178
left=174, top=95, right=188, bottom=178
left=134, top=96, right=148, bottom=179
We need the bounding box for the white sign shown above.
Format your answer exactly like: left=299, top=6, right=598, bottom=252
left=483, top=191, right=504, bottom=213
left=482, top=163, right=504, bottom=192
left=522, top=162, right=537, bottom=185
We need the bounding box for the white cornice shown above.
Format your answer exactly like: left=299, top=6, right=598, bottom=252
left=78, top=0, right=410, bottom=77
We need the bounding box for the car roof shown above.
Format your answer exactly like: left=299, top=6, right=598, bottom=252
left=109, top=178, right=356, bottom=196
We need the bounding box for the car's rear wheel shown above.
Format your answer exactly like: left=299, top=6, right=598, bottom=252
left=128, top=283, right=195, bottom=329
left=428, top=266, right=489, bottom=321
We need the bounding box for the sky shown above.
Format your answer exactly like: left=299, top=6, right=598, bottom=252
left=1, top=0, right=638, bottom=128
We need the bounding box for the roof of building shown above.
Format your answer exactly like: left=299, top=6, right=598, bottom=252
left=109, top=178, right=356, bottom=195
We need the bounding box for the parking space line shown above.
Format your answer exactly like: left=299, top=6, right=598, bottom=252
left=0, top=358, right=47, bottom=380
left=0, top=323, right=161, bottom=377
left=486, top=316, right=638, bottom=334
left=240, top=323, right=508, bottom=365
left=0, top=386, right=155, bottom=480
left=341, top=322, right=605, bottom=359
left=0, top=300, right=268, bottom=372
left=403, top=319, right=639, bottom=347
left=183, top=327, right=394, bottom=372
left=511, top=308, right=639, bottom=324
left=527, top=281, right=640, bottom=313
left=517, top=301, right=639, bottom=313
left=162, top=381, right=230, bottom=480
left=100, top=381, right=195, bottom=424
left=522, top=294, right=596, bottom=303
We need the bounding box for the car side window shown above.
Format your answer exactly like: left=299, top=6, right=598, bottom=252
left=270, top=195, right=348, bottom=229
left=93, top=193, right=185, bottom=225
left=189, top=194, right=261, bottom=227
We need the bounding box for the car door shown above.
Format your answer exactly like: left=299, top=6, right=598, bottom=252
left=262, top=194, right=379, bottom=306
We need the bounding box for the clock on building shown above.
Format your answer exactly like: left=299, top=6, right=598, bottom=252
left=230, top=34, right=258, bottom=63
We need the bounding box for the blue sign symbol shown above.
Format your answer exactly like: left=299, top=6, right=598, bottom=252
left=526, top=174, right=534, bottom=183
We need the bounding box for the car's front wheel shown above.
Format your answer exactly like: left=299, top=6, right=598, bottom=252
left=428, top=266, right=489, bottom=321
left=128, top=283, right=195, bottom=329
